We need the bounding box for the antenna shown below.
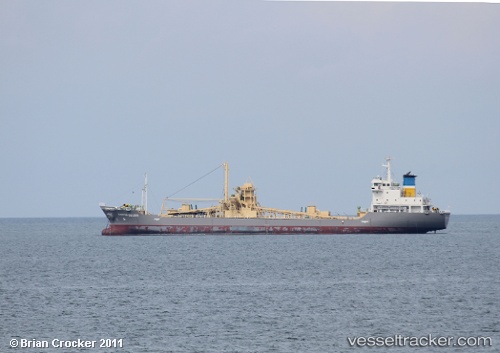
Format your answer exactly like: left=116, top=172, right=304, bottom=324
left=223, top=162, right=229, bottom=203
left=142, top=173, right=148, bottom=213
left=382, top=157, right=392, bottom=184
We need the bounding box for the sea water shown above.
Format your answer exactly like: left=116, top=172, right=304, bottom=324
left=0, top=215, right=499, bottom=352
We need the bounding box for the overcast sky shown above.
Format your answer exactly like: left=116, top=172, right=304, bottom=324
left=1, top=0, right=499, bottom=217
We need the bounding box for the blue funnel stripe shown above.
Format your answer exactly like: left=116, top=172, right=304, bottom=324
left=403, top=172, right=416, bottom=186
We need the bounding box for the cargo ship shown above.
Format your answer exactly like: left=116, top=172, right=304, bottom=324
left=100, top=158, right=450, bottom=235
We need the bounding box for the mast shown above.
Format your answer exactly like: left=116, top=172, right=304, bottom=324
left=383, top=157, right=392, bottom=184
left=223, top=162, right=229, bottom=203
left=142, top=173, right=148, bottom=213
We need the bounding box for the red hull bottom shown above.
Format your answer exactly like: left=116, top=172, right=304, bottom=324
left=101, top=224, right=433, bottom=235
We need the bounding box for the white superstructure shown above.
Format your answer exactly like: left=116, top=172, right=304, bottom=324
left=370, top=158, right=434, bottom=214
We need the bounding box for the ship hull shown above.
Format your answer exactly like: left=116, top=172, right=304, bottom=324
left=101, top=207, right=450, bottom=235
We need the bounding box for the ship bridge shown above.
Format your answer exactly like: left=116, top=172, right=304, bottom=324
left=370, top=158, right=433, bottom=214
